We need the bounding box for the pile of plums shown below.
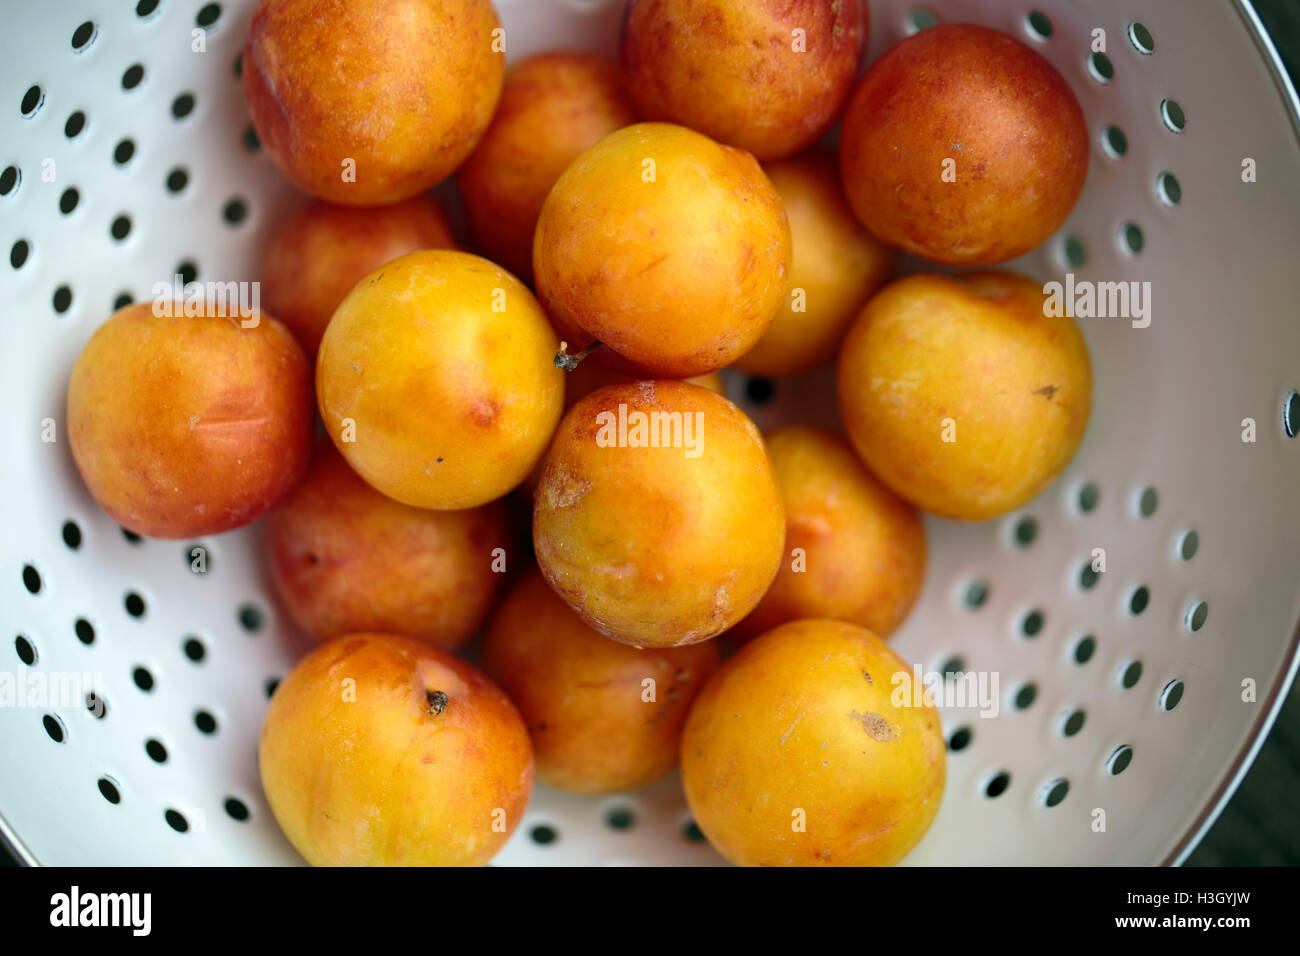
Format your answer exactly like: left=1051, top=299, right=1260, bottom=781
left=65, top=0, right=1091, bottom=867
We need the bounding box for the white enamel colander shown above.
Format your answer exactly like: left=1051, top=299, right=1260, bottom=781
left=1, top=0, right=1298, bottom=866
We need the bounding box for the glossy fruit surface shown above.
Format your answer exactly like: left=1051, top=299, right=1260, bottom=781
left=317, top=250, right=565, bottom=510
left=839, top=23, right=1088, bottom=265
left=534, top=122, right=791, bottom=377
left=534, top=380, right=785, bottom=647
left=67, top=302, right=312, bottom=538
left=682, top=618, right=946, bottom=866
left=259, top=633, right=533, bottom=866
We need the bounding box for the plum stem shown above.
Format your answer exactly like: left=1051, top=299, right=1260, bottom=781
left=554, top=339, right=602, bottom=371
left=426, top=690, right=448, bottom=716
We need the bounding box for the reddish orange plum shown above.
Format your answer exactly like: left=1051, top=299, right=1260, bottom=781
left=839, top=23, right=1088, bottom=265
left=481, top=570, right=721, bottom=794
left=268, top=442, right=508, bottom=650
left=621, top=0, right=868, bottom=161
left=67, top=302, right=312, bottom=539
left=459, top=51, right=636, bottom=282
left=242, top=0, right=503, bottom=204
left=259, top=633, right=533, bottom=866
left=260, top=196, right=457, bottom=362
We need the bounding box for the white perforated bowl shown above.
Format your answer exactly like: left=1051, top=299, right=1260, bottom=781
left=2, top=0, right=1298, bottom=866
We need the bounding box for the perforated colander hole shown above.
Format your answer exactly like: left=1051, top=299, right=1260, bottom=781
left=962, top=580, right=989, bottom=609
left=1011, top=515, right=1037, bottom=547
left=1119, top=660, right=1143, bottom=689
left=22, top=564, right=41, bottom=594
left=1061, top=709, right=1086, bottom=737
left=1283, top=390, right=1299, bottom=437
left=530, top=824, right=558, bottom=846
left=194, top=710, right=218, bottom=734
left=1041, top=779, right=1069, bottom=808
left=233, top=55, right=242, bottom=78
left=1101, top=125, right=1128, bottom=159
left=947, top=726, right=972, bottom=751
left=54, top=285, right=73, bottom=317
left=136, top=0, right=161, bottom=19
left=110, top=215, right=132, bottom=242
left=1125, top=22, right=1154, bottom=55
left=145, top=738, right=167, bottom=763
left=1020, top=609, right=1045, bottom=638
left=113, top=138, right=136, bottom=166
left=164, top=809, right=189, bottom=833
left=1087, top=52, right=1114, bottom=83
left=1119, top=223, right=1144, bottom=255
left=74, top=619, right=94, bottom=645
left=65, top=111, right=86, bottom=138
left=1024, top=11, right=1051, bottom=40
left=121, top=527, right=143, bottom=544
left=1061, top=235, right=1086, bottom=268
left=171, top=92, right=196, bottom=120
left=264, top=677, right=281, bottom=698
left=71, top=20, right=98, bottom=51
left=121, top=65, right=145, bottom=91
left=903, top=9, right=937, bottom=34
left=124, top=592, right=146, bottom=618
left=605, top=805, right=635, bottom=830
left=1072, top=635, right=1096, bottom=665
left=983, top=771, right=1011, bottom=798
left=1136, top=486, right=1158, bottom=518
left=1107, top=745, right=1134, bottom=775
left=1156, top=171, right=1182, bottom=206
left=113, top=292, right=133, bottom=311
left=243, top=125, right=261, bottom=152
left=1078, top=561, right=1099, bottom=591
left=21, top=85, right=43, bottom=118
left=166, top=167, right=189, bottom=193
left=185, top=544, right=212, bottom=573
left=10, top=239, right=30, bottom=269
left=225, top=797, right=250, bottom=822
left=59, top=187, right=79, bottom=215
left=43, top=714, right=66, bottom=743
left=197, top=3, right=223, bottom=28
left=1161, top=99, right=1186, bottom=133
left=61, top=520, right=82, bottom=549
left=183, top=637, right=206, bottom=662
left=14, top=635, right=37, bottom=665
left=1185, top=600, right=1208, bottom=633
left=744, top=377, right=775, bottom=405
left=86, top=691, right=107, bottom=719
left=133, top=666, right=155, bottom=692
left=1159, top=680, right=1185, bottom=712
left=98, top=777, right=121, bottom=804
left=239, top=604, right=263, bottom=632
left=0, top=165, right=19, bottom=196
left=682, top=819, right=706, bottom=843
left=223, top=197, right=249, bottom=226
left=1177, top=529, right=1199, bottom=561
left=938, top=655, right=966, bottom=678
left=177, top=260, right=198, bottom=284
left=1127, top=585, right=1150, bottom=615
left=1013, top=683, right=1037, bottom=710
